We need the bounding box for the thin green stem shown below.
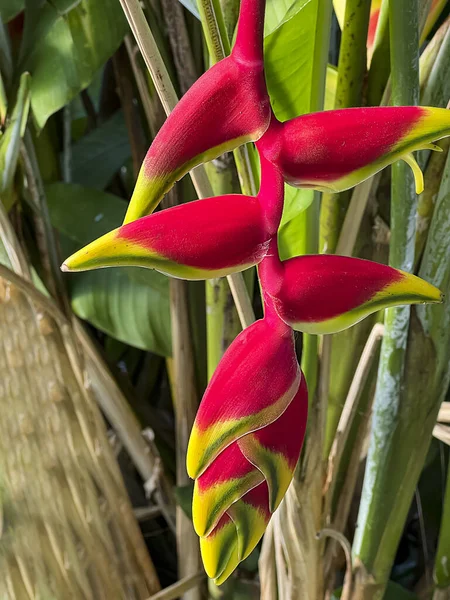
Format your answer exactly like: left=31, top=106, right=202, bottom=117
left=118, top=0, right=254, bottom=329
left=319, top=0, right=371, bottom=254
left=353, top=0, right=420, bottom=594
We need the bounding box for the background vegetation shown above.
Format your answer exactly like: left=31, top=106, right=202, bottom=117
left=0, top=0, right=449, bottom=598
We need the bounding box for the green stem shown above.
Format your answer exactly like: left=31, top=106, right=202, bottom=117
left=204, top=158, right=241, bottom=379
left=434, top=463, right=450, bottom=595
left=319, top=0, right=371, bottom=254
left=352, top=1, right=420, bottom=595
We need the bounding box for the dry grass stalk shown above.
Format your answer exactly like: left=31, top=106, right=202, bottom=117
left=0, top=266, right=160, bottom=598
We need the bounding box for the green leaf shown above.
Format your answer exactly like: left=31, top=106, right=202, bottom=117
left=45, top=181, right=127, bottom=243
left=46, top=182, right=172, bottom=356
left=0, top=72, right=30, bottom=192
left=278, top=186, right=314, bottom=260
left=264, top=0, right=298, bottom=35
left=175, top=483, right=194, bottom=519
left=0, top=0, right=23, bottom=22
left=71, top=268, right=171, bottom=356
left=24, top=0, right=127, bottom=128
left=264, top=0, right=319, bottom=121
left=69, top=112, right=131, bottom=190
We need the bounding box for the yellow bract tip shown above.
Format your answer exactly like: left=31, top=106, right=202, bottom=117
left=402, top=153, right=424, bottom=194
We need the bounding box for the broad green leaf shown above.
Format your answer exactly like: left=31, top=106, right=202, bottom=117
left=20, top=0, right=81, bottom=63
left=46, top=182, right=172, bottom=356
left=0, top=0, right=23, bottom=22
left=69, top=112, right=131, bottom=190
left=264, top=0, right=318, bottom=121
left=71, top=268, right=171, bottom=356
left=24, top=0, right=127, bottom=128
left=45, top=181, right=127, bottom=243
left=264, top=0, right=298, bottom=35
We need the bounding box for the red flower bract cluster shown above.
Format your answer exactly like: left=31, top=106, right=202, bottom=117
left=62, top=0, right=448, bottom=584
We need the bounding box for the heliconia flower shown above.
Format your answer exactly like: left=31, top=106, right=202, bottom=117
left=192, top=375, right=308, bottom=537
left=257, top=106, right=450, bottom=195
left=186, top=313, right=301, bottom=480
left=258, top=251, right=444, bottom=335
left=123, top=0, right=270, bottom=224
left=193, top=375, right=308, bottom=583
left=61, top=158, right=284, bottom=279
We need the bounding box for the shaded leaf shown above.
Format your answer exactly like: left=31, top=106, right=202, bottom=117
left=0, top=0, right=23, bottom=22
left=46, top=182, right=172, bottom=356
left=45, top=181, right=127, bottom=243
left=24, top=0, right=127, bottom=128
left=175, top=483, right=194, bottom=520
left=69, top=112, right=131, bottom=189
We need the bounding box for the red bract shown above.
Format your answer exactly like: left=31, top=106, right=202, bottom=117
left=259, top=246, right=443, bottom=334
left=257, top=107, right=450, bottom=194
left=123, top=0, right=270, bottom=223
left=61, top=158, right=283, bottom=279
left=186, top=313, right=300, bottom=480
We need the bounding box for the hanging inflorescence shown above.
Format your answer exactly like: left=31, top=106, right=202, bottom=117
left=62, top=0, right=450, bottom=583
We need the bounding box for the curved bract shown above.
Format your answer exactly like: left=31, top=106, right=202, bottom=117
left=194, top=376, right=308, bottom=584
left=260, top=253, right=444, bottom=335
left=186, top=314, right=300, bottom=479
left=61, top=195, right=272, bottom=280
left=123, top=0, right=270, bottom=223
left=257, top=107, right=450, bottom=194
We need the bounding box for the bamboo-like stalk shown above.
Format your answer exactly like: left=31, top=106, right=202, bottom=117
left=124, top=9, right=203, bottom=595
left=204, top=157, right=242, bottom=379
left=352, top=3, right=434, bottom=595
left=319, top=0, right=374, bottom=457
left=118, top=0, right=255, bottom=328
left=319, top=0, right=371, bottom=255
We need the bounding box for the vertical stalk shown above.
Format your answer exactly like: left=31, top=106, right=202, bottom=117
left=434, top=460, right=450, bottom=599
left=352, top=1, right=420, bottom=597
left=319, top=0, right=371, bottom=254
left=204, top=158, right=241, bottom=379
